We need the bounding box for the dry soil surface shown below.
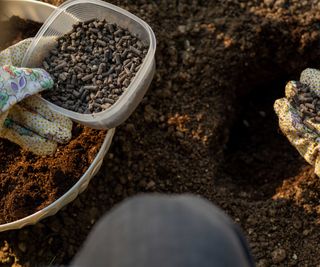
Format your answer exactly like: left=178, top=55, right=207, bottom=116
left=2, top=0, right=320, bottom=266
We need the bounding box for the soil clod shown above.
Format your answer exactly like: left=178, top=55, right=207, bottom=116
left=271, top=248, right=287, bottom=264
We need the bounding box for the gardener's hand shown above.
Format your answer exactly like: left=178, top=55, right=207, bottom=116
left=0, top=38, right=72, bottom=155
left=274, top=68, right=320, bottom=176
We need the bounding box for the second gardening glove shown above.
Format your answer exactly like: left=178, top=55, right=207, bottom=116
left=0, top=38, right=73, bottom=155
left=274, top=68, right=320, bottom=177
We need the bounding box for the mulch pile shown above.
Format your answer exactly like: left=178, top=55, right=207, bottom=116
left=2, top=1, right=320, bottom=266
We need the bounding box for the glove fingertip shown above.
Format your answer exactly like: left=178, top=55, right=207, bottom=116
left=1, top=126, right=57, bottom=156
left=300, top=68, right=320, bottom=97
left=274, top=97, right=289, bottom=115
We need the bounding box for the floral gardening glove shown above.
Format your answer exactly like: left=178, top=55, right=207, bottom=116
left=0, top=38, right=72, bottom=156
left=274, top=68, right=320, bottom=177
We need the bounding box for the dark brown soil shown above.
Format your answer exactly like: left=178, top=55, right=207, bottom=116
left=0, top=125, right=106, bottom=224
left=0, top=16, right=42, bottom=51
left=0, top=17, right=107, bottom=225
left=2, top=0, right=320, bottom=266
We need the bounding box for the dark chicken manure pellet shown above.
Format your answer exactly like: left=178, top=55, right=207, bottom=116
left=42, top=19, right=148, bottom=114
left=289, top=81, right=320, bottom=133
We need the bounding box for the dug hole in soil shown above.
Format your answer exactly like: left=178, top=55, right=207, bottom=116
left=2, top=1, right=320, bottom=266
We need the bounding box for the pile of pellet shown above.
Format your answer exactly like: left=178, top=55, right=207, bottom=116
left=42, top=19, right=148, bottom=114
left=290, top=81, right=320, bottom=129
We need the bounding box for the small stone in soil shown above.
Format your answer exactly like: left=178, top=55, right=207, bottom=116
left=271, top=248, right=287, bottom=264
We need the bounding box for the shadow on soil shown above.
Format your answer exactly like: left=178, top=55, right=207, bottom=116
left=218, top=77, right=307, bottom=200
